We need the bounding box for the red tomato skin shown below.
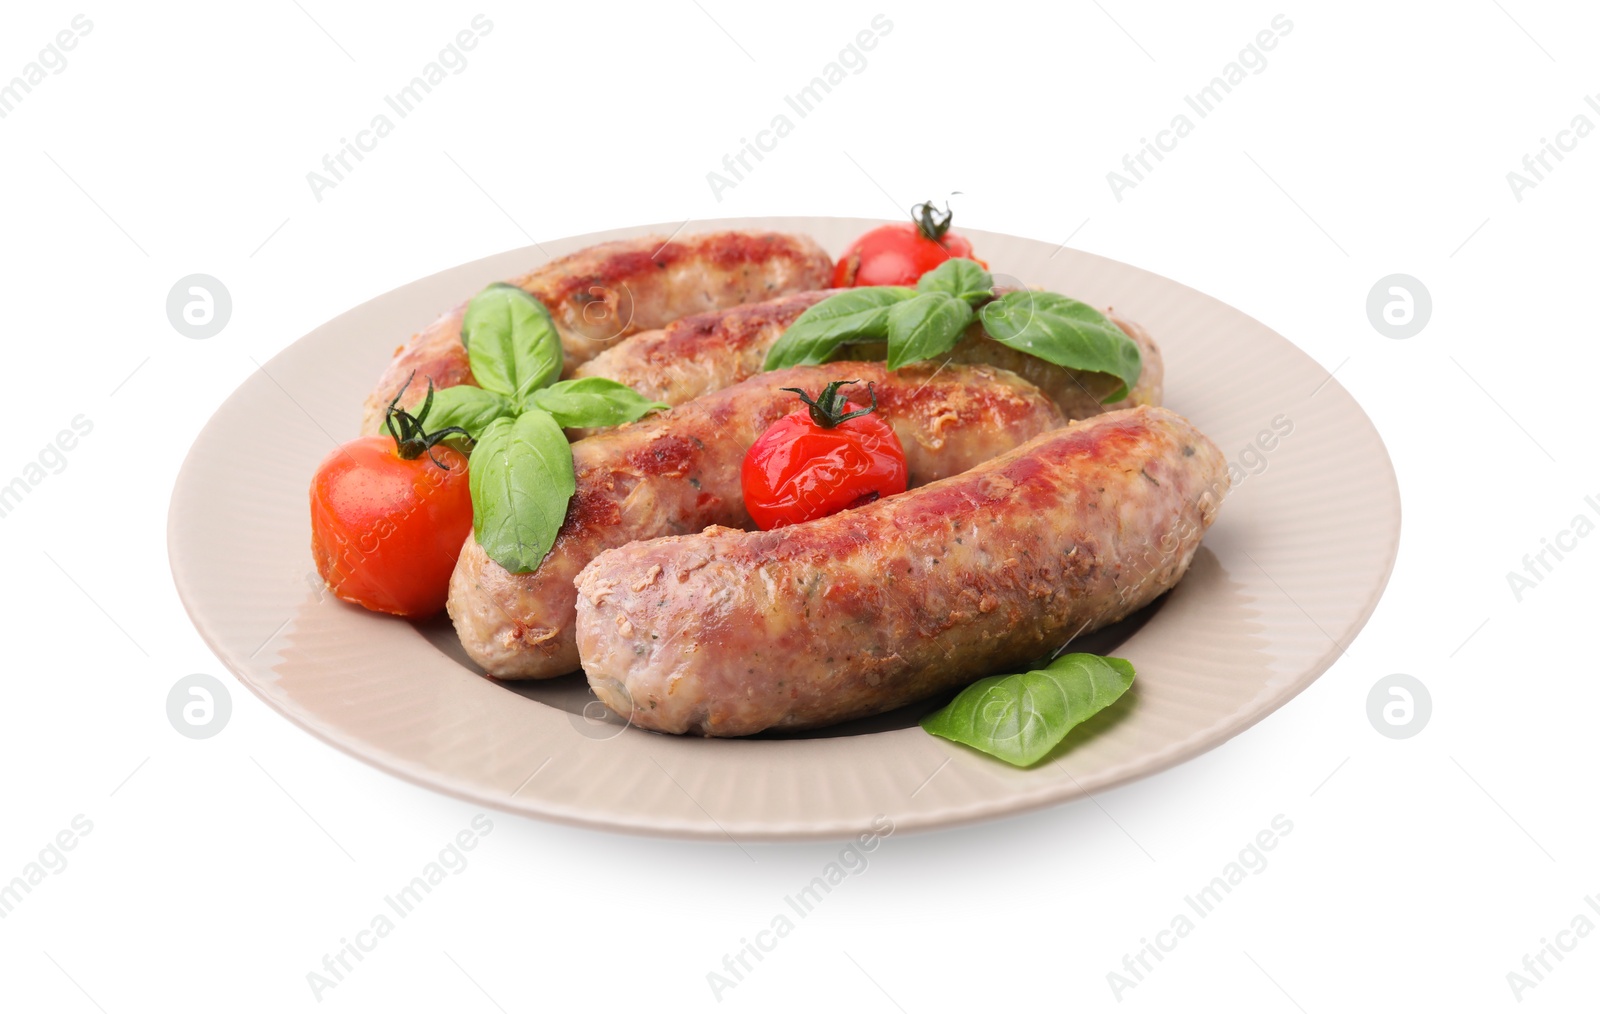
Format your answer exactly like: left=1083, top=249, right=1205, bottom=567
left=741, top=404, right=908, bottom=530
left=309, top=435, right=472, bottom=618
left=831, top=223, right=982, bottom=288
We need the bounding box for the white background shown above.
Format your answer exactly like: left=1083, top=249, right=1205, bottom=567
left=2, top=1, right=1596, bottom=1010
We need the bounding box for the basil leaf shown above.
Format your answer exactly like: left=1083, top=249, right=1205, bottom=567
left=529, top=377, right=669, bottom=429
left=422, top=384, right=512, bottom=441
left=468, top=410, right=575, bottom=574
left=916, top=258, right=993, bottom=305
left=763, top=287, right=915, bottom=370
left=885, top=292, right=974, bottom=370
left=979, top=292, right=1142, bottom=402
left=920, top=653, right=1135, bottom=767
left=461, top=283, right=563, bottom=404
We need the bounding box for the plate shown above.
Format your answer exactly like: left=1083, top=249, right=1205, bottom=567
left=168, top=216, right=1400, bottom=841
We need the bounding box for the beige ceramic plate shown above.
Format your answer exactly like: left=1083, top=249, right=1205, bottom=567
left=168, top=216, right=1400, bottom=841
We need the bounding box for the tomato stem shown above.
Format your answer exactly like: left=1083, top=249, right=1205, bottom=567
left=384, top=373, right=472, bottom=469
left=781, top=380, right=879, bottom=428
left=911, top=199, right=955, bottom=245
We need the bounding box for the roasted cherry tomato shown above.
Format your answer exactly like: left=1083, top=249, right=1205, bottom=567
left=832, top=199, right=986, bottom=288
left=741, top=380, right=908, bottom=530
left=309, top=381, right=474, bottom=618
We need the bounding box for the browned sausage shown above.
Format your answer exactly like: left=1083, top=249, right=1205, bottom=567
left=359, top=231, right=832, bottom=433
left=578, top=294, right=1165, bottom=422
left=574, top=405, right=1226, bottom=736
left=571, top=290, right=835, bottom=405
left=447, top=361, right=1067, bottom=679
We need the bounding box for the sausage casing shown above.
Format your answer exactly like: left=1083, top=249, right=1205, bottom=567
left=360, top=231, right=832, bottom=433
left=578, top=293, right=1165, bottom=422
left=447, top=361, right=1067, bottom=679
left=574, top=405, right=1227, bottom=736
left=571, top=290, right=835, bottom=405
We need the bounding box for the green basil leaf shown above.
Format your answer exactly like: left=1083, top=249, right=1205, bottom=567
left=763, top=287, right=915, bottom=370
left=461, top=283, right=563, bottom=403
left=920, top=653, right=1136, bottom=767
left=421, top=384, right=513, bottom=442
left=528, top=377, right=669, bottom=429
left=885, top=292, right=974, bottom=370
left=979, top=292, right=1142, bottom=402
left=916, top=258, right=994, bottom=305
left=468, top=410, right=575, bottom=574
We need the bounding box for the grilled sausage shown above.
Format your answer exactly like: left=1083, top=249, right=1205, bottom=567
left=447, top=361, right=1067, bottom=679
left=578, top=293, right=1164, bottom=422
left=359, top=231, right=832, bottom=433
left=574, top=405, right=1227, bottom=736
left=571, top=290, right=836, bottom=405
